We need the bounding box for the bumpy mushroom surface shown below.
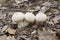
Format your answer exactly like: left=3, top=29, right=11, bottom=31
left=12, top=12, right=29, bottom=28
left=24, top=12, right=35, bottom=22
left=12, top=12, right=24, bottom=24
left=35, top=12, right=47, bottom=22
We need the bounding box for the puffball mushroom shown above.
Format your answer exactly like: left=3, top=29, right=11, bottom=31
left=12, top=12, right=24, bottom=24
left=12, top=12, right=29, bottom=28
left=18, top=21, right=29, bottom=28
left=35, top=12, right=47, bottom=22
left=24, top=12, right=35, bottom=22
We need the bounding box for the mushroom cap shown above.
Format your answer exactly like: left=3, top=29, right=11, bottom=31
left=35, top=12, right=47, bottom=22
left=12, top=12, right=24, bottom=22
left=24, top=12, right=35, bottom=22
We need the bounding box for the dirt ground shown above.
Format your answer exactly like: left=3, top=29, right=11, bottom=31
left=0, top=0, right=60, bottom=40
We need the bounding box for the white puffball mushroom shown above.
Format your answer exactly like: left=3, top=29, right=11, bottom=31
left=18, top=21, right=29, bottom=28
left=12, top=12, right=29, bottom=28
left=24, top=12, right=35, bottom=22
left=12, top=12, right=24, bottom=24
left=35, top=12, right=47, bottom=22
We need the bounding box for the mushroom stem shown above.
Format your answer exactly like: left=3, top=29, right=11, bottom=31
left=17, top=21, right=29, bottom=28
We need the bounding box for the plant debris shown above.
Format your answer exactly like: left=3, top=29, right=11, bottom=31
left=0, top=0, right=60, bottom=40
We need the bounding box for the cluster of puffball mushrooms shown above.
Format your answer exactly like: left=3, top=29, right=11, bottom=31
left=12, top=12, right=48, bottom=28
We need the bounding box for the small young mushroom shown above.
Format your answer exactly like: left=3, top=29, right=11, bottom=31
left=35, top=12, right=47, bottom=22
left=24, top=12, right=35, bottom=23
left=12, top=12, right=24, bottom=24
left=18, top=21, right=29, bottom=28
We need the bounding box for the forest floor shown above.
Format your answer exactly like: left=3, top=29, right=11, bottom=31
left=0, top=0, right=60, bottom=40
